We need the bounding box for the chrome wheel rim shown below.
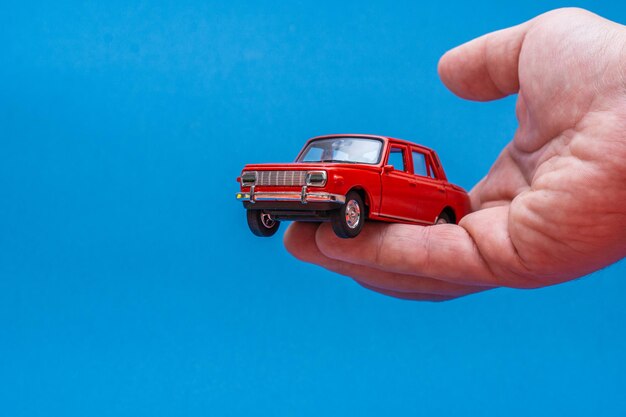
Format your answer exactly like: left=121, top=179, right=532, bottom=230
left=345, top=200, right=361, bottom=229
left=436, top=217, right=448, bottom=225
left=260, top=212, right=276, bottom=228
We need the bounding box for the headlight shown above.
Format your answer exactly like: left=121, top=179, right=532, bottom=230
left=305, top=171, right=327, bottom=187
left=241, top=171, right=257, bottom=186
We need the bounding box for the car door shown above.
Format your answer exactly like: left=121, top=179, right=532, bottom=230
left=411, top=149, right=447, bottom=223
left=380, top=144, right=417, bottom=221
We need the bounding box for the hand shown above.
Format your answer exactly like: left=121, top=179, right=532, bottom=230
left=283, top=8, right=626, bottom=301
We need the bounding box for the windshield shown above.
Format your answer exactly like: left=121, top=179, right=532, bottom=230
left=297, top=137, right=383, bottom=164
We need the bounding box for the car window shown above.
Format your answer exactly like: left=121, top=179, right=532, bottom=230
left=427, top=159, right=437, bottom=178
left=412, top=151, right=428, bottom=177
left=387, top=147, right=406, bottom=171
left=302, top=146, right=324, bottom=162
left=298, top=137, right=383, bottom=164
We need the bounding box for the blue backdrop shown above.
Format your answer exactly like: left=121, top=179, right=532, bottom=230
left=1, top=1, right=625, bottom=416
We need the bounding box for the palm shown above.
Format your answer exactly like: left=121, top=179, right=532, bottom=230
left=464, top=9, right=626, bottom=286
left=284, top=9, right=626, bottom=301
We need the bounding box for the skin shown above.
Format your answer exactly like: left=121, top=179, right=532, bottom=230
left=283, top=8, right=626, bottom=301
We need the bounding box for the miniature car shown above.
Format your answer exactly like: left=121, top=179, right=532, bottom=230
left=236, top=134, right=471, bottom=238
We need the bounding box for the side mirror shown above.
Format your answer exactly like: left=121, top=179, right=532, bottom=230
left=383, top=164, right=394, bottom=173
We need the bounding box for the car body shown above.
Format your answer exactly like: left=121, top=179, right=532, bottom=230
left=236, top=134, right=471, bottom=238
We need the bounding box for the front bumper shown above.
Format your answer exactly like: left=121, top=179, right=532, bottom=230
left=236, top=186, right=346, bottom=205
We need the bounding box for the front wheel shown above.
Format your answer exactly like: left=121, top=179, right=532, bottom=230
left=331, top=191, right=365, bottom=239
left=247, top=210, right=280, bottom=237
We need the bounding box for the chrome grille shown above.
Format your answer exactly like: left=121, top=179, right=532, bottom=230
left=256, top=170, right=307, bottom=186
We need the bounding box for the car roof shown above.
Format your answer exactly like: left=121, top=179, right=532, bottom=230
left=308, top=133, right=435, bottom=153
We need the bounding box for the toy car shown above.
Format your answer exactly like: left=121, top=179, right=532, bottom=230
left=236, top=134, right=471, bottom=238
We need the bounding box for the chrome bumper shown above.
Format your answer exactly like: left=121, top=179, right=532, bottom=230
left=236, top=186, right=345, bottom=205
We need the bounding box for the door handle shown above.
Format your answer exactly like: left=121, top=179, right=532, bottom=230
left=438, top=187, right=445, bottom=193
left=409, top=181, right=417, bottom=187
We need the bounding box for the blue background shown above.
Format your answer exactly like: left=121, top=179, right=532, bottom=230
left=1, top=1, right=625, bottom=416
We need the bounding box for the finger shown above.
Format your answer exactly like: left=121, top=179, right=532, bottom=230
left=283, top=222, right=327, bottom=263
left=438, top=21, right=531, bottom=101
left=284, top=222, right=492, bottom=296
left=355, top=281, right=461, bottom=302
left=314, top=221, right=503, bottom=287
left=344, top=264, right=491, bottom=297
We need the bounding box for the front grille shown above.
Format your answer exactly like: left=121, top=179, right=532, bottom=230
left=256, top=170, right=307, bottom=186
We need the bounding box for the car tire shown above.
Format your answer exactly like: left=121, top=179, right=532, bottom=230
left=247, top=210, right=280, bottom=237
left=331, top=191, right=365, bottom=239
left=435, top=211, right=453, bottom=225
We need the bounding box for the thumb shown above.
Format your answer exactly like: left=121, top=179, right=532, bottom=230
left=438, top=21, right=531, bottom=101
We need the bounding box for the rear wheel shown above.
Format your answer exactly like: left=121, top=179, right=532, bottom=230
left=331, top=191, right=365, bottom=239
left=247, top=210, right=280, bottom=237
left=435, top=211, right=453, bottom=225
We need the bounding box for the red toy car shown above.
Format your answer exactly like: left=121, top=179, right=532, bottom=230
left=236, top=134, right=471, bottom=238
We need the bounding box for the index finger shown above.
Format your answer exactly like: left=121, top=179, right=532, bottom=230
left=314, top=221, right=501, bottom=286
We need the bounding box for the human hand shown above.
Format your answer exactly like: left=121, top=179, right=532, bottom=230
left=284, top=8, right=626, bottom=301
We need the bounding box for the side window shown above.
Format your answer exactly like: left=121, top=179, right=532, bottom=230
left=411, top=151, right=428, bottom=177
left=387, top=147, right=406, bottom=172
left=429, top=154, right=441, bottom=178
left=427, top=160, right=437, bottom=179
